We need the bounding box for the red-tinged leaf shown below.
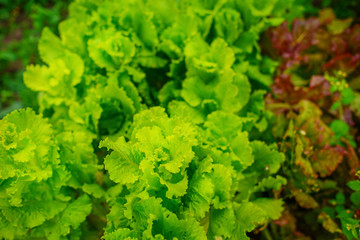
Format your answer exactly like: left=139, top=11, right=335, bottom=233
left=323, top=53, right=360, bottom=74
left=309, top=76, right=326, bottom=88
left=270, top=74, right=332, bottom=109
left=348, top=25, right=360, bottom=52
left=327, top=18, right=353, bottom=35
left=345, top=143, right=360, bottom=171
left=274, top=209, right=310, bottom=238
left=307, top=76, right=331, bottom=100
left=329, top=37, right=348, bottom=55
left=272, top=74, right=307, bottom=104
left=356, top=209, right=360, bottom=219
left=294, top=136, right=317, bottom=178
left=269, top=8, right=360, bottom=75
left=318, top=8, right=336, bottom=24
left=294, top=100, right=333, bottom=146
left=311, top=146, right=345, bottom=178
left=292, top=190, right=319, bottom=209
left=269, top=18, right=320, bottom=71
left=318, top=212, right=342, bottom=234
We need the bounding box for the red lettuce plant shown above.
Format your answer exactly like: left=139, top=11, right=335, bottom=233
left=262, top=8, right=360, bottom=239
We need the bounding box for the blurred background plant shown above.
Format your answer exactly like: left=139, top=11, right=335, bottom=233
left=297, top=0, right=360, bottom=19
left=0, top=0, right=71, bottom=117
left=260, top=6, right=360, bottom=239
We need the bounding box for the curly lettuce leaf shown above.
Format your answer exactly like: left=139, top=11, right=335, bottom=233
left=0, top=109, right=92, bottom=239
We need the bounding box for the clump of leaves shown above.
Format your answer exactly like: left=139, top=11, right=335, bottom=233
left=1, top=0, right=309, bottom=239
left=0, top=0, right=71, bottom=116
left=0, top=109, right=99, bottom=239
left=22, top=0, right=306, bottom=152
left=263, top=8, right=360, bottom=239
left=319, top=171, right=360, bottom=239
left=102, top=107, right=286, bottom=239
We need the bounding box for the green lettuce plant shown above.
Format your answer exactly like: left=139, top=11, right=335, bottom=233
left=23, top=0, right=304, bottom=137
left=0, top=109, right=96, bottom=239
left=0, top=0, right=309, bottom=239
left=0, top=0, right=71, bottom=116
left=101, top=107, right=286, bottom=239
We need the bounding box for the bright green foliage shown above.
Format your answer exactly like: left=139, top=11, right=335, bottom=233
left=0, top=109, right=93, bottom=239
left=319, top=174, right=360, bottom=240
left=24, top=21, right=144, bottom=139
left=323, top=74, right=357, bottom=147
left=22, top=0, right=302, bottom=138
left=179, top=37, right=251, bottom=118
left=101, top=107, right=285, bottom=239
left=0, top=0, right=72, bottom=116
left=330, top=120, right=356, bottom=147
left=0, top=0, right=306, bottom=239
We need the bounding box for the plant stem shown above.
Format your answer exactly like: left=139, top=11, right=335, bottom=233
left=262, top=228, right=273, bottom=240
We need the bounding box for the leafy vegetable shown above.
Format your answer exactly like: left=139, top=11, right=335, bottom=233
left=5, top=0, right=352, bottom=239
left=101, top=107, right=285, bottom=239
left=264, top=7, right=360, bottom=239
left=0, top=109, right=93, bottom=239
